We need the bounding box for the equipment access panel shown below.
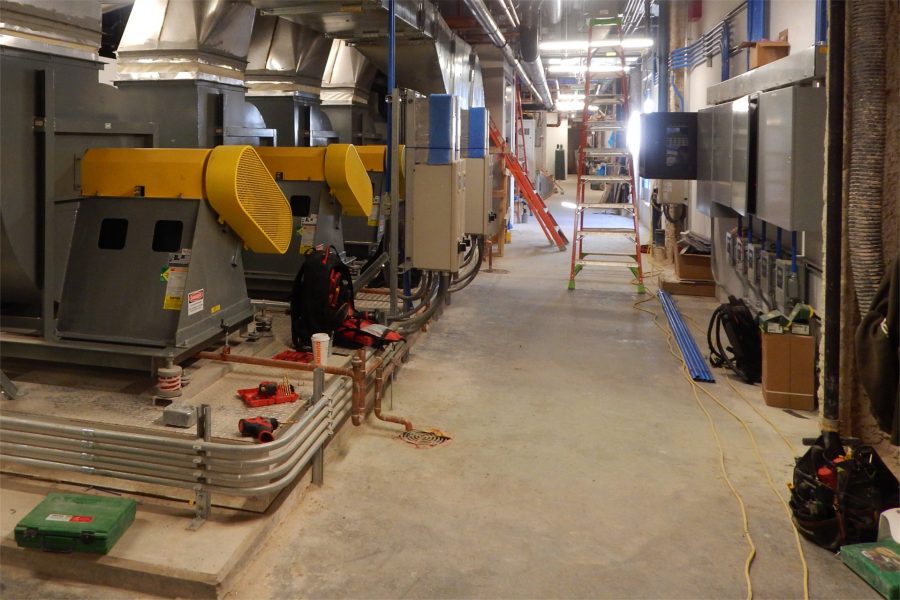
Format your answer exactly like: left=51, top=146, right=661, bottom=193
left=639, top=112, right=698, bottom=180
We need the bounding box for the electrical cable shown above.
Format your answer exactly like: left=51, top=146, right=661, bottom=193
left=449, top=238, right=483, bottom=293
left=636, top=287, right=810, bottom=599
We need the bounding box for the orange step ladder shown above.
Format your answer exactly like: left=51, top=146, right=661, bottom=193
left=489, top=119, right=568, bottom=251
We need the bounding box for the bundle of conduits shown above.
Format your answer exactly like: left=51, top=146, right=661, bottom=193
left=389, top=236, right=483, bottom=335
left=847, top=0, right=886, bottom=315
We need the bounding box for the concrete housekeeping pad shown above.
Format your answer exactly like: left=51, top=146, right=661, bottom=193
left=0, top=460, right=319, bottom=598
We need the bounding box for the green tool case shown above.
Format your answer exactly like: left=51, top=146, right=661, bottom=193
left=14, top=493, right=137, bottom=554
left=841, top=540, right=900, bottom=600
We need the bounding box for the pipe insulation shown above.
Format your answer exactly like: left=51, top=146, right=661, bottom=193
left=847, top=0, right=886, bottom=315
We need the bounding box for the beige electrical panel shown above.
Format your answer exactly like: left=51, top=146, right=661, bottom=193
left=411, top=161, right=466, bottom=272
left=464, top=157, right=491, bottom=235
left=660, top=179, right=689, bottom=205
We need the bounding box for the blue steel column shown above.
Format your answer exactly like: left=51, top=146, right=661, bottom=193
left=387, top=0, right=399, bottom=317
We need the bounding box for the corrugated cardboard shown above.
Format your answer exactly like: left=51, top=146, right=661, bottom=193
left=675, top=250, right=713, bottom=281
left=762, top=332, right=816, bottom=411
left=749, top=41, right=791, bottom=69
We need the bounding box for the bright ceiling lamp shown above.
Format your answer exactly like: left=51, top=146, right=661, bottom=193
left=547, top=64, right=626, bottom=74
left=539, top=38, right=654, bottom=52
left=557, top=93, right=585, bottom=101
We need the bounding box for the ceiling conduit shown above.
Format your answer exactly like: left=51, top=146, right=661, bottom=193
left=462, top=0, right=554, bottom=109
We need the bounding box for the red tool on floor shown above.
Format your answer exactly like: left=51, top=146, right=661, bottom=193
left=238, top=416, right=280, bottom=443
left=237, top=375, right=298, bottom=408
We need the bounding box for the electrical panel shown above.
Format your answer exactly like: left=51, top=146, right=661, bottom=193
left=746, top=242, right=761, bottom=284
left=464, top=157, right=492, bottom=235
left=724, top=230, right=735, bottom=267
left=775, top=258, right=807, bottom=312
left=696, top=108, right=715, bottom=216
left=410, top=161, right=466, bottom=272
left=639, top=112, right=698, bottom=180
left=660, top=180, right=689, bottom=205
left=712, top=103, right=733, bottom=210
left=735, top=237, right=748, bottom=275
left=730, top=95, right=757, bottom=216
left=759, top=249, right=777, bottom=306
left=756, top=86, right=826, bottom=231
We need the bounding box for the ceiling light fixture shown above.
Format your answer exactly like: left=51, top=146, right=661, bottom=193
left=539, top=38, right=654, bottom=52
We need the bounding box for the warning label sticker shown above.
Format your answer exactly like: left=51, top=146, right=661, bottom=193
left=163, top=249, right=191, bottom=311
left=187, top=289, right=204, bottom=316
left=45, top=514, right=93, bottom=523
left=299, top=215, right=317, bottom=253
left=163, top=266, right=187, bottom=311
left=368, top=195, right=381, bottom=227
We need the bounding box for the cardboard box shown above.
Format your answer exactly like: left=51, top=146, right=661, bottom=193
left=761, top=332, right=816, bottom=411
left=675, top=249, right=713, bottom=282
left=749, top=41, right=790, bottom=69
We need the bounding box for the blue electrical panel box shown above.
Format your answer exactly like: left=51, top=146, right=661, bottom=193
left=427, top=94, right=457, bottom=165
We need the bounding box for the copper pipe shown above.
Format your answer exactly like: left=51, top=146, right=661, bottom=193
left=195, top=349, right=353, bottom=377
left=373, top=360, right=412, bottom=432
left=350, top=349, right=366, bottom=426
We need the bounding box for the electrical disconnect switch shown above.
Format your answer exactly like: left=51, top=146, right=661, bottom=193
left=775, top=257, right=807, bottom=313
left=735, top=237, right=748, bottom=275
left=725, top=231, right=735, bottom=267
left=747, top=243, right=761, bottom=284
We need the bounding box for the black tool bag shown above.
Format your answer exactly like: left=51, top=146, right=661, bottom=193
left=789, top=436, right=900, bottom=552
left=707, top=295, right=762, bottom=383
left=290, top=246, right=354, bottom=351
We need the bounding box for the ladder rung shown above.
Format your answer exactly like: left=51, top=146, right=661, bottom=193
left=576, top=259, right=639, bottom=268
left=584, top=149, right=630, bottom=157
left=578, top=203, right=634, bottom=210
left=589, top=95, right=625, bottom=104
left=579, top=227, right=636, bottom=236
left=586, top=121, right=627, bottom=130
left=582, top=175, right=631, bottom=183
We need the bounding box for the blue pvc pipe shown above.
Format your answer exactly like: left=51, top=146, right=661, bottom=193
left=385, top=0, right=396, bottom=193
left=791, top=231, right=798, bottom=273
left=748, top=215, right=753, bottom=243
left=815, top=0, right=827, bottom=44
left=671, top=78, right=685, bottom=112
left=747, top=0, right=769, bottom=41
left=776, top=227, right=782, bottom=259
left=658, top=291, right=716, bottom=383
left=721, top=24, right=731, bottom=81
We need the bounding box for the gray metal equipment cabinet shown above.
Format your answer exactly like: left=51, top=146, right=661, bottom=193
left=755, top=86, right=826, bottom=231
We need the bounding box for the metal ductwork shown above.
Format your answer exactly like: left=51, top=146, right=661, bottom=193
left=462, top=0, right=553, bottom=109
left=245, top=14, right=332, bottom=98
left=0, top=0, right=101, bottom=60
left=321, top=40, right=379, bottom=107
left=254, top=0, right=485, bottom=109
left=116, top=0, right=256, bottom=86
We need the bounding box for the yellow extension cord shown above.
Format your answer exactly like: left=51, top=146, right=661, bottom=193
left=632, top=284, right=810, bottom=600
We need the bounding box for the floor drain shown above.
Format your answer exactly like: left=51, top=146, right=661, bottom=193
left=399, top=428, right=452, bottom=449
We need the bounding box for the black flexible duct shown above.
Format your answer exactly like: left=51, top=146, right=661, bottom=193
left=847, top=0, right=886, bottom=315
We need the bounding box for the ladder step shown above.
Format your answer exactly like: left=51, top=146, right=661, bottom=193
left=576, top=259, right=639, bottom=269
left=579, top=227, right=636, bottom=236
left=584, top=148, right=630, bottom=157
left=581, top=175, right=631, bottom=183
left=578, top=203, right=634, bottom=210
left=586, top=121, right=627, bottom=130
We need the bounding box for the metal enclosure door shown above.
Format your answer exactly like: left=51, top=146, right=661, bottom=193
left=755, top=86, right=826, bottom=231
left=410, top=161, right=465, bottom=272
left=696, top=108, right=715, bottom=216
left=712, top=102, right=733, bottom=210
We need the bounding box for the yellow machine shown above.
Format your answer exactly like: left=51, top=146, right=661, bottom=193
left=57, top=146, right=291, bottom=350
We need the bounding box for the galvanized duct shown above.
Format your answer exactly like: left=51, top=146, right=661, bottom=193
left=245, top=14, right=332, bottom=97
left=848, top=0, right=886, bottom=314
left=321, top=40, right=378, bottom=106
left=0, top=0, right=102, bottom=59
left=116, top=0, right=256, bottom=85
left=462, top=0, right=553, bottom=109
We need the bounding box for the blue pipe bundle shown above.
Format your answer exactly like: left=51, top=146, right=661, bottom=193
left=657, top=291, right=716, bottom=383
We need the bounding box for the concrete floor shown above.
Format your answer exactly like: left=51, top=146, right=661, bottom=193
left=1, top=183, right=876, bottom=599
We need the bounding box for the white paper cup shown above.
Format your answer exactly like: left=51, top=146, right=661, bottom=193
left=311, top=333, right=331, bottom=365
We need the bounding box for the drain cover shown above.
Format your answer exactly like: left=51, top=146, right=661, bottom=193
left=399, top=428, right=452, bottom=449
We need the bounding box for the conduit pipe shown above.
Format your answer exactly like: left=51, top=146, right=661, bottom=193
left=462, top=0, right=554, bottom=109
left=847, top=0, right=886, bottom=314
